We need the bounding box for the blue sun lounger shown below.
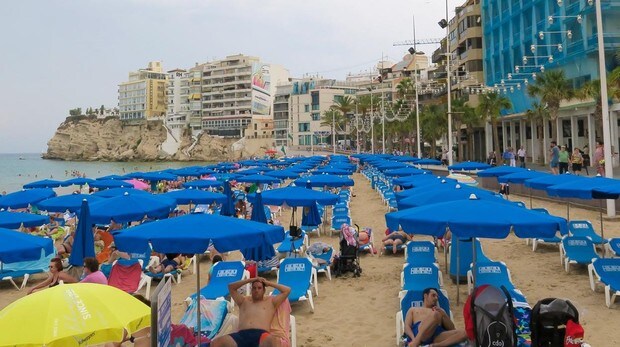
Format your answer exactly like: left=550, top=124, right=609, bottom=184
left=188, top=261, right=248, bottom=302
left=568, top=220, right=608, bottom=245
left=404, top=240, right=437, bottom=266
left=607, top=237, right=620, bottom=257
left=273, top=257, right=317, bottom=312
left=561, top=235, right=600, bottom=273
left=588, top=258, right=620, bottom=308
left=395, top=289, right=452, bottom=347
left=467, top=261, right=527, bottom=303
left=401, top=263, right=443, bottom=291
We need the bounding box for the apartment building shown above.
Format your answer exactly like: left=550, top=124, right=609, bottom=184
left=118, top=61, right=167, bottom=120
left=166, top=69, right=190, bottom=131
left=273, top=84, right=292, bottom=147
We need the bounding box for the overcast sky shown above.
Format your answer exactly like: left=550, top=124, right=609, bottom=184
left=0, top=0, right=459, bottom=153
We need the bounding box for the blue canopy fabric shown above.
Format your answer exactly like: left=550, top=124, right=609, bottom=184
left=96, top=175, right=127, bottom=180
left=182, top=180, right=224, bottom=189
left=448, top=161, right=493, bottom=171
left=137, top=171, right=178, bottom=182
left=89, top=193, right=176, bottom=224
left=264, top=170, right=301, bottom=179
left=236, top=174, right=281, bottom=185
left=390, top=197, right=567, bottom=239
left=23, top=179, right=64, bottom=189
left=497, top=170, right=549, bottom=184
left=250, top=192, right=268, bottom=224
left=92, top=188, right=152, bottom=198
left=546, top=176, right=620, bottom=200
left=294, top=175, right=354, bottom=188
left=68, top=200, right=96, bottom=266
left=248, top=187, right=339, bottom=207
left=394, top=178, right=458, bottom=196
left=301, top=203, right=322, bottom=227
left=524, top=173, right=586, bottom=190
left=162, top=190, right=227, bottom=205
left=62, top=177, right=96, bottom=186
left=0, top=211, right=50, bottom=229
left=311, top=168, right=352, bottom=175
left=220, top=182, right=235, bottom=217
left=0, top=228, right=54, bottom=264
left=415, top=159, right=442, bottom=165
left=383, top=168, right=431, bottom=177
left=113, top=213, right=285, bottom=254
left=397, top=186, right=505, bottom=210
left=0, top=189, right=57, bottom=210
left=477, top=166, right=526, bottom=177
left=242, top=191, right=277, bottom=261
left=592, top=182, right=620, bottom=199
left=90, top=180, right=134, bottom=189
left=392, top=175, right=456, bottom=188
left=35, top=194, right=104, bottom=213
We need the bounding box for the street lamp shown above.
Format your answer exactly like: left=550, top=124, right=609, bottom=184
left=406, top=47, right=422, bottom=158
left=439, top=1, right=453, bottom=165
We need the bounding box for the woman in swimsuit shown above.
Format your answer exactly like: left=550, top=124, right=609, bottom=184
left=27, top=257, right=77, bottom=294
left=381, top=230, right=411, bottom=254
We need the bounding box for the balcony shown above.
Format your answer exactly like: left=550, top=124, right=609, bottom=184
left=458, top=27, right=483, bottom=45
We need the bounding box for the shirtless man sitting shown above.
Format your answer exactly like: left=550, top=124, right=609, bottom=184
left=211, top=277, right=291, bottom=347
left=404, top=287, right=468, bottom=347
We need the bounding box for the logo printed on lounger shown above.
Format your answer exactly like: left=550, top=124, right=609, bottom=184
left=411, top=246, right=431, bottom=253
left=572, top=223, right=588, bottom=229
left=410, top=267, right=433, bottom=275
left=567, top=240, right=587, bottom=246
left=216, top=269, right=238, bottom=277
left=478, top=266, right=501, bottom=274
left=602, top=265, right=620, bottom=272
left=284, top=263, right=305, bottom=272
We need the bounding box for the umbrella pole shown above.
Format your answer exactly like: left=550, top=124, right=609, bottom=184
left=529, top=187, right=533, bottom=209
left=472, top=238, right=477, bottom=292
left=196, top=254, right=201, bottom=339
left=566, top=201, right=570, bottom=221
left=456, top=236, right=460, bottom=305
left=600, top=200, right=606, bottom=258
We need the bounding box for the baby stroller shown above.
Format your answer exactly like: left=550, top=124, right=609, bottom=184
left=334, top=224, right=362, bottom=277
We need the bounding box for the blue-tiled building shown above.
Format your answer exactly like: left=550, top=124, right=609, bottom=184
left=481, top=0, right=620, bottom=163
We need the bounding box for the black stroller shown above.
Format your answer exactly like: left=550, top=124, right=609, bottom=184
left=334, top=224, right=362, bottom=277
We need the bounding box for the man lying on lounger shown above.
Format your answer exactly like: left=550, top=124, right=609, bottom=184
left=404, top=287, right=468, bottom=347
left=211, top=277, right=291, bottom=347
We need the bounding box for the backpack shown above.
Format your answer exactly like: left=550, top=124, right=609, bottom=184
left=530, top=298, right=580, bottom=347
left=464, top=285, right=518, bottom=347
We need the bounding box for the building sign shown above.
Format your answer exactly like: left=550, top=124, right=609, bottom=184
left=252, top=63, right=271, bottom=115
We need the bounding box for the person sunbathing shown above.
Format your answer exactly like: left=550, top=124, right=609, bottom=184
left=148, top=253, right=185, bottom=274
left=211, top=277, right=291, bottom=347
left=27, top=257, right=77, bottom=294
left=403, top=288, right=467, bottom=347
left=381, top=229, right=411, bottom=254
left=56, top=230, right=75, bottom=256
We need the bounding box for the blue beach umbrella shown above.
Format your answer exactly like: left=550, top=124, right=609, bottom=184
left=36, top=194, right=104, bottom=213
left=264, top=170, right=301, bottom=180
left=220, top=182, right=235, bottom=217
left=172, top=167, right=208, bottom=178
left=250, top=191, right=268, bottom=224
left=397, top=185, right=505, bottom=210
left=182, top=180, right=224, bottom=189
left=393, top=175, right=457, bottom=190
left=0, top=188, right=56, bottom=210
left=0, top=228, right=54, bottom=264
left=92, top=188, right=151, bottom=198
left=294, top=175, right=354, bottom=188
left=477, top=165, right=526, bottom=177
left=90, top=180, right=134, bottom=190
left=210, top=173, right=240, bottom=181
left=524, top=173, right=586, bottom=190
left=62, top=177, right=96, bottom=186
left=395, top=180, right=465, bottom=201
left=236, top=174, right=282, bottom=185
left=301, top=203, right=322, bottom=227
left=68, top=200, right=96, bottom=267
left=414, top=159, right=442, bottom=165
left=248, top=186, right=339, bottom=207
left=137, top=171, right=178, bottom=182
left=311, top=168, right=352, bottom=176
left=89, top=192, right=176, bottom=224
left=96, top=175, right=127, bottom=181
left=242, top=191, right=276, bottom=263
left=162, top=189, right=226, bottom=205
left=23, top=179, right=64, bottom=189
left=383, top=167, right=431, bottom=177
left=497, top=170, right=549, bottom=184
left=448, top=161, right=493, bottom=171
left=0, top=211, right=49, bottom=229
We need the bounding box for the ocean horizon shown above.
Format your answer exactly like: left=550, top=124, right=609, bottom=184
left=0, top=153, right=214, bottom=194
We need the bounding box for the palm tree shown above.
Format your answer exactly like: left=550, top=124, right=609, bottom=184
left=321, top=109, right=343, bottom=149
left=525, top=102, right=550, bottom=164
left=458, top=100, right=483, bottom=161
left=527, top=70, right=574, bottom=141
left=477, top=92, right=512, bottom=162
left=354, top=94, right=380, bottom=151
left=420, top=104, right=447, bottom=158
left=576, top=67, right=620, bottom=140
left=451, top=98, right=476, bottom=161
left=330, top=96, right=355, bottom=150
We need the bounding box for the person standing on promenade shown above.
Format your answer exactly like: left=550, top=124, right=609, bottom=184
left=549, top=141, right=559, bottom=175
left=594, top=140, right=605, bottom=176
left=517, top=146, right=526, bottom=168
left=558, top=145, right=570, bottom=174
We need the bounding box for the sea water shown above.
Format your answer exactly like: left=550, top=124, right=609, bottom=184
left=0, top=153, right=213, bottom=194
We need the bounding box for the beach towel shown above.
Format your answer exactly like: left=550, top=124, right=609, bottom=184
left=180, top=297, right=228, bottom=340
left=270, top=299, right=292, bottom=347
left=108, top=261, right=142, bottom=293
left=341, top=224, right=356, bottom=247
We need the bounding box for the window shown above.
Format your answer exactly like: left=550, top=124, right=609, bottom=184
left=311, top=113, right=320, bottom=121
left=298, top=122, right=310, bottom=132
left=304, top=104, right=310, bottom=112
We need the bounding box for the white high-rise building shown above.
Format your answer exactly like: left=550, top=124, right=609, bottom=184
left=166, top=69, right=190, bottom=131
left=118, top=61, right=167, bottom=120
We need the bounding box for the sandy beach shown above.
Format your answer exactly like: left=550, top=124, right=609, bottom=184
left=1, top=172, right=619, bottom=346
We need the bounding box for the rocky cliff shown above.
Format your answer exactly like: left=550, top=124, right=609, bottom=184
left=44, top=116, right=274, bottom=161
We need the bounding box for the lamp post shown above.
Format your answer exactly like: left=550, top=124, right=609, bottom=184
left=439, top=0, right=453, bottom=165
left=382, top=87, right=386, bottom=154
left=332, top=111, right=336, bottom=154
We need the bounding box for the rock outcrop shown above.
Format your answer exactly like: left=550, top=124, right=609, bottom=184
left=44, top=116, right=276, bottom=161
